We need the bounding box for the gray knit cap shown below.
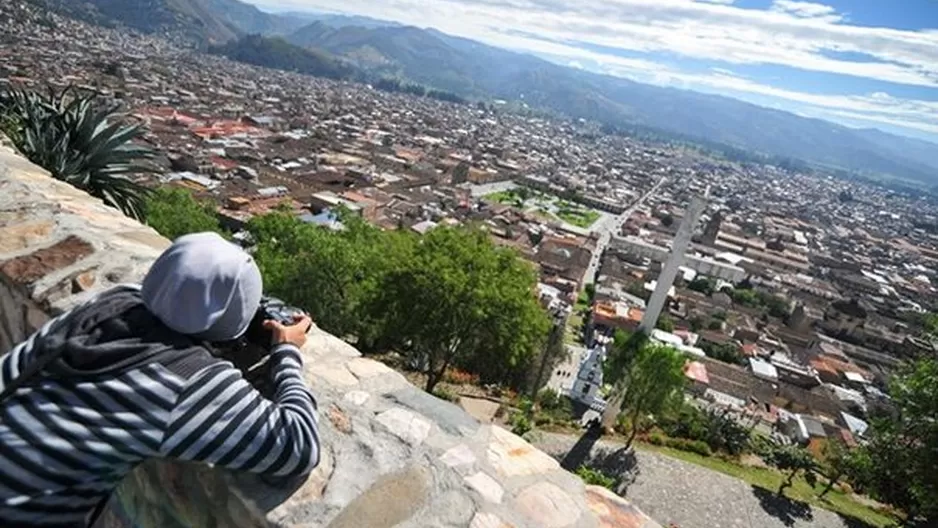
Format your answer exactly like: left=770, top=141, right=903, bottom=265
left=141, top=232, right=263, bottom=341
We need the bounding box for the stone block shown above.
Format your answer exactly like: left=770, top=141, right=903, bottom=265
left=439, top=444, right=477, bottom=473
left=375, top=407, right=432, bottom=446
left=0, top=219, right=54, bottom=253
left=464, top=471, right=504, bottom=504
left=0, top=235, right=94, bottom=285
left=487, top=426, right=560, bottom=478
left=303, top=327, right=361, bottom=361
left=36, top=266, right=99, bottom=305
left=346, top=357, right=394, bottom=379
left=386, top=385, right=479, bottom=437
left=513, top=481, right=581, bottom=528
left=117, top=229, right=172, bottom=251
left=266, top=446, right=335, bottom=522
left=342, top=390, right=371, bottom=406
left=470, top=512, right=514, bottom=528
left=312, top=363, right=359, bottom=387
left=584, top=486, right=661, bottom=528
left=325, top=465, right=430, bottom=528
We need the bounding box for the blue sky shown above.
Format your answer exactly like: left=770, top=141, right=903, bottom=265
left=251, top=0, right=938, bottom=142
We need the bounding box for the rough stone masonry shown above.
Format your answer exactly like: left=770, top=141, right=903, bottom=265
left=0, top=142, right=661, bottom=527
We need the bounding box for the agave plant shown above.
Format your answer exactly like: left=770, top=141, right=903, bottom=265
left=0, top=87, right=154, bottom=220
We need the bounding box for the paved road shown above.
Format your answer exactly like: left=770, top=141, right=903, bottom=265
left=583, top=177, right=667, bottom=287
left=545, top=344, right=588, bottom=395
left=533, top=433, right=863, bottom=528
left=465, top=180, right=518, bottom=197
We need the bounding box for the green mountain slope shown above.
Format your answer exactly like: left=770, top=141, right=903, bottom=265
left=208, top=35, right=356, bottom=80
left=34, top=0, right=303, bottom=43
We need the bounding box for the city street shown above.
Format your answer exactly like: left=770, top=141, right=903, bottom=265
left=582, top=176, right=667, bottom=287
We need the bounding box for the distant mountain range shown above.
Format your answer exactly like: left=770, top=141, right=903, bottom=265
left=32, top=0, right=306, bottom=41
left=283, top=21, right=938, bottom=185
left=33, top=0, right=938, bottom=186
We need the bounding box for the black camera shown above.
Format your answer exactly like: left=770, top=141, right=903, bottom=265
left=243, top=296, right=308, bottom=347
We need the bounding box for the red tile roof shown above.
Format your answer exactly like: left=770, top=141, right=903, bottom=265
left=684, top=361, right=710, bottom=385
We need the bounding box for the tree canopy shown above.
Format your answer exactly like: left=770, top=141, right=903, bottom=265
left=765, top=443, right=817, bottom=495
left=850, top=358, right=938, bottom=524
left=246, top=212, right=551, bottom=392
left=603, top=332, right=686, bottom=447
left=144, top=186, right=224, bottom=240
left=381, top=226, right=550, bottom=391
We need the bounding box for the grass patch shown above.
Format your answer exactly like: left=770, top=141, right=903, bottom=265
left=635, top=441, right=896, bottom=528
left=484, top=190, right=601, bottom=229
left=557, top=208, right=600, bottom=228
left=566, top=310, right=585, bottom=345
left=484, top=190, right=524, bottom=208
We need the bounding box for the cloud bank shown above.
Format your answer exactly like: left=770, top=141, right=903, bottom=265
left=256, top=0, right=938, bottom=139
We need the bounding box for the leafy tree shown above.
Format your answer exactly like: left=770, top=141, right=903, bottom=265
left=145, top=187, right=223, bottom=240
left=247, top=215, right=550, bottom=392
left=1, top=87, right=153, bottom=219
left=688, top=277, right=716, bottom=295
left=584, top=282, right=596, bottom=301
left=527, top=318, right=567, bottom=399
left=603, top=334, right=686, bottom=448
left=765, top=444, right=817, bottom=495
left=247, top=211, right=412, bottom=346
left=919, top=312, right=938, bottom=340
left=851, top=358, right=938, bottom=523
left=817, top=441, right=855, bottom=499
left=730, top=288, right=759, bottom=307
left=761, top=293, right=791, bottom=318
left=657, top=403, right=751, bottom=456
left=656, top=315, right=675, bottom=332
left=702, top=341, right=743, bottom=365
left=382, top=226, right=550, bottom=392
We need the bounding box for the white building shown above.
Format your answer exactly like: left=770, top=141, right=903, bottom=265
left=570, top=346, right=608, bottom=412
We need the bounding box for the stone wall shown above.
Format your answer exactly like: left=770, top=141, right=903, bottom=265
left=0, top=144, right=661, bottom=528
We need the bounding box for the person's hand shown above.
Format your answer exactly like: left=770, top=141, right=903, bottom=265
left=264, top=314, right=312, bottom=349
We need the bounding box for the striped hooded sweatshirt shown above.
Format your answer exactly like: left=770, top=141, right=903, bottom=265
left=0, top=285, right=321, bottom=527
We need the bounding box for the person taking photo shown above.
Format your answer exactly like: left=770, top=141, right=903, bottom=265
left=0, top=232, right=321, bottom=527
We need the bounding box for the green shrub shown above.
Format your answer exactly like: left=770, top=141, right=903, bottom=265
left=664, top=437, right=712, bottom=457
left=576, top=466, right=616, bottom=490
left=509, top=411, right=532, bottom=436
left=1, top=87, right=154, bottom=220
left=433, top=387, right=460, bottom=403
left=648, top=432, right=665, bottom=446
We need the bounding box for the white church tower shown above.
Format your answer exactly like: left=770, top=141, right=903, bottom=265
left=639, top=196, right=707, bottom=332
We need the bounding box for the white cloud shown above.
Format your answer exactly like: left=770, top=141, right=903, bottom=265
left=252, top=0, right=938, bottom=137
left=770, top=0, right=842, bottom=23
left=260, top=0, right=938, bottom=87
